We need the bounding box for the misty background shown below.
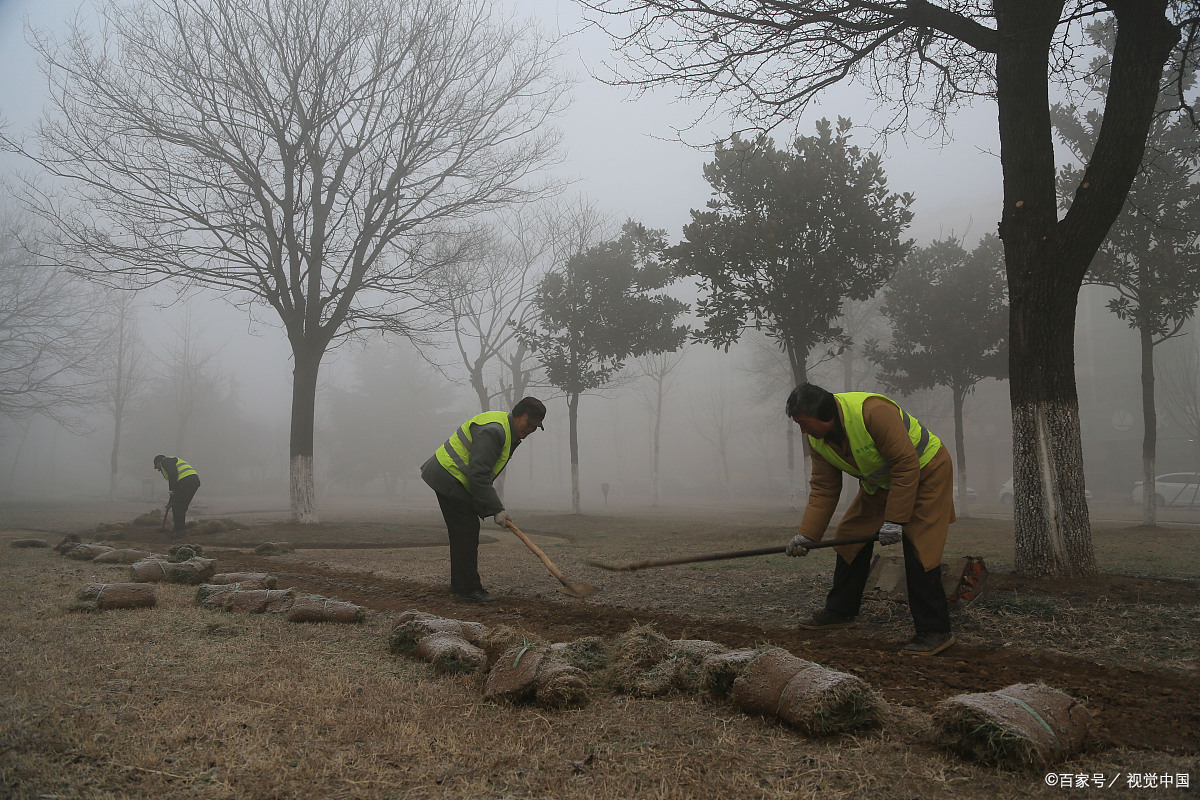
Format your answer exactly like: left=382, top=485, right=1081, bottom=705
left=0, top=0, right=1197, bottom=518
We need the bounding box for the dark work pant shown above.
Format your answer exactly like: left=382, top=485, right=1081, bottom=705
left=435, top=491, right=484, bottom=595
left=824, top=536, right=951, bottom=634
left=171, top=475, right=201, bottom=533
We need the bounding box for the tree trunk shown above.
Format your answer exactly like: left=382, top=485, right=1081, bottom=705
left=786, top=346, right=809, bottom=511
left=652, top=377, right=663, bottom=507
left=109, top=410, right=123, bottom=503
left=952, top=386, right=969, bottom=520
left=5, top=419, right=32, bottom=491
left=289, top=346, right=322, bottom=523
left=568, top=391, right=581, bottom=514
left=995, top=0, right=1175, bottom=577
left=1140, top=325, right=1157, bottom=527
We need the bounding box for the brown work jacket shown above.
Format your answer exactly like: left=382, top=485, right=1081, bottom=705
left=796, top=396, right=954, bottom=570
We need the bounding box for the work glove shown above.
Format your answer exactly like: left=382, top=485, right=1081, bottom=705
left=785, top=533, right=817, bottom=557
left=493, top=510, right=512, bottom=528
left=877, top=521, right=903, bottom=546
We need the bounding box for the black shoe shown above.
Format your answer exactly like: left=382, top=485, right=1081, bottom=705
left=797, top=609, right=857, bottom=630
left=901, top=632, right=956, bottom=656
left=453, top=589, right=499, bottom=603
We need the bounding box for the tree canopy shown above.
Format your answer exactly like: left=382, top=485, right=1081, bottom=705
left=519, top=220, right=689, bottom=512
left=867, top=234, right=1009, bottom=514
left=670, top=120, right=914, bottom=385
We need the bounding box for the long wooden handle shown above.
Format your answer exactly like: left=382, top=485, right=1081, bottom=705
left=505, top=520, right=572, bottom=586
left=589, top=533, right=880, bottom=572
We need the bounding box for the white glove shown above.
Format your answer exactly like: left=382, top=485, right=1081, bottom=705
left=493, top=510, right=512, bottom=528
left=877, top=521, right=903, bottom=546
left=785, top=533, right=816, bottom=557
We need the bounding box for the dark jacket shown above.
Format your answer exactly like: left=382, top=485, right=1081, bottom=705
left=421, top=414, right=520, bottom=518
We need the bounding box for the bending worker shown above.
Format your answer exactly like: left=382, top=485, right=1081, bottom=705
left=784, top=383, right=956, bottom=656
left=153, top=454, right=201, bottom=539
left=421, top=397, right=547, bottom=602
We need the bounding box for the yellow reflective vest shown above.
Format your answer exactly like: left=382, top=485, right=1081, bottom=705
left=435, top=411, right=513, bottom=492
left=159, top=457, right=198, bottom=483
left=807, top=393, right=940, bottom=494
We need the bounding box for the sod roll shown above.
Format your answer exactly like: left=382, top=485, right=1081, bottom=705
left=167, top=544, right=204, bottom=562
left=731, top=648, right=882, bottom=736
left=54, top=534, right=82, bottom=554
left=65, top=543, right=117, bottom=561
left=287, top=595, right=365, bottom=623
left=483, top=644, right=548, bottom=703
left=254, top=541, right=295, bottom=555
left=217, top=588, right=296, bottom=614
left=9, top=538, right=50, bottom=548
left=389, top=614, right=490, bottom=654
left=549, top=636, right=611, bottom=673
left=129, top=557, right=217, bottom=585
left=699, top=648, right=760, bottom=699
left=92, top=548, right=153, bottom=564
left=533, top=657, right=590, bottom=709
left=70, top=582, right=157, bottom=611
left=209, top=572, right=277, bottom=589
left=412, top=631, right=488, bottom=674
left=605, top=624, right=672, bottom=693
left=933, top=683, right=1091, bottom=769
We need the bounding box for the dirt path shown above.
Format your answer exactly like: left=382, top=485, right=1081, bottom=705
left=211, top=548, right=1198, bottom=757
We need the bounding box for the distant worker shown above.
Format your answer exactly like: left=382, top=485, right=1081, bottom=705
left=421, top=397, right=547, bottom=602
left=153, top=454, right=201, bottom=539
left=784, top=383, right=956, bottom=656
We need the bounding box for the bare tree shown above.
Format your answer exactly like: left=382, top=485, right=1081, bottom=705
left=630, top=347, right=687, bottom=506
left=441, top=204, right=558, bottom=412
left=581, top=0, right=1194, bottom=576
left=158, top=310, right=224, bottom=457
left=690, top=376, right=736, bottom=496
left=0, top=211, right=101, bottom=428
left=4, top=0, right=568, bottom=522
left=98, top=291, right=150, bottom=501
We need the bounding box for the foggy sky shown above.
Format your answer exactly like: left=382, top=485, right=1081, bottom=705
left=1, top=0, right=1194, bottom=517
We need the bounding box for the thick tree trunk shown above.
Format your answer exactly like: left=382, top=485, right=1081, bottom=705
left=1140, top=325, right=1157, bottom=526
left=289, top=347, right=322, bottom=523
left=952, top=386, right=969, bottom=519
left=995, top=0, right=1175, bottom=577
left=568, top=391, right=581, bottom=514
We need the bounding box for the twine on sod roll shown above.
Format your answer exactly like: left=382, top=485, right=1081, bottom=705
left=932, top=683, right=1089, bottom=770
left=70, top=582, right=157, bottom=611
left=731, top=648, right=882, bottom=736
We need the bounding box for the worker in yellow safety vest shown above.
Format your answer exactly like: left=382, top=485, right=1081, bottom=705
left=784, top=383, right=956, bottom=656
left=420, top=397, right=547, bottom=602
left=153, top=455, right=201, bottom=539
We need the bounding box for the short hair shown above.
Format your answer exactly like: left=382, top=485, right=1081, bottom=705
left=785, top=383, right=837, bottom=421
left=512, top=396, right=547, bottom=422
left=153, top=454, right=166, bottom=469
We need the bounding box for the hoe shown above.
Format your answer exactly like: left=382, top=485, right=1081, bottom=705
left=505, top=519, right=599, bottom=599
left=588, top=531, right=884, bottom=572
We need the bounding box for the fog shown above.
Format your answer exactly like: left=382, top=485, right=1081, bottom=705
left=1, top=0, right=1197, bottom=517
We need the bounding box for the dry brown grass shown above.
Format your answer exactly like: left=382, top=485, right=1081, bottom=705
left=2, top=536, right=1196, bottom=800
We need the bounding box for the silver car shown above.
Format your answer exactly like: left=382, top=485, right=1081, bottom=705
left=999, top=478, right=1092, bottom=505
left=1130, top=473, right=1200, bottom=508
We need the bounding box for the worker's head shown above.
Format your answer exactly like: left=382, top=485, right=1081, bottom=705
left=786, top=383, right=838, bottom=439
left=153, top=455, right=166, bottom=470
left=511, top=396, right=547, bottom=440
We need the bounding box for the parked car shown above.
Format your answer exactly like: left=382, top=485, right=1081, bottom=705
left=999, top=478, right=1092, bottom=505
left=1130, top=473, right=1200, bottom=508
